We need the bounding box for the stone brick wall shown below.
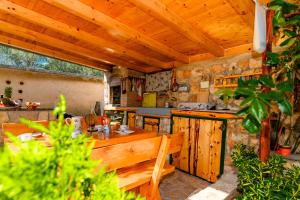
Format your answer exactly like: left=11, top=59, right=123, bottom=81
left=226, top=119, right=259, bottom=165
left=173, top=52, right=262, bottom=105
left=174, top=53, right=262, bottom=165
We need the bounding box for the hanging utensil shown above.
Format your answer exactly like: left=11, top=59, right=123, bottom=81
left=170, top=68, right=178, bottom=92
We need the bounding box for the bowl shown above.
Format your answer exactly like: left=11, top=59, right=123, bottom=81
left=26, top=102, right=40, bottom=110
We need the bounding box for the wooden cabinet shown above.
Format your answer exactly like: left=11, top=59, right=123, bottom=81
left=127, top=112, right=136, bottom=129
left=144, top=117, right=159, bottom=132
left=172, top=116, right=226, bottom=182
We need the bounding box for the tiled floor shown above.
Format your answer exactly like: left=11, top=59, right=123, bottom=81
left=159, top=170, right=210, bottom=200
left=159, top=167, right=238, bottom=200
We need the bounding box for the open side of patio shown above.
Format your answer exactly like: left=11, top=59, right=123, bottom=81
left=0, top=0, right=300, bottom=199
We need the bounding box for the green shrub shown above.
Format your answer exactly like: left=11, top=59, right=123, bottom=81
left=231, top=144, right=300, bottom=199
left=0, top=96, right=140, bottom=200
left=4, top=87, right=12, bottom=98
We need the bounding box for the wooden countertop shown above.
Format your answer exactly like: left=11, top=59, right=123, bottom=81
left=104, top=106, right=241, bottom=119
left=3, top=128, right=157, bottom=149
left=104, top=106, right=137, bottom=111
left=171, top=109, right=242, bottom=119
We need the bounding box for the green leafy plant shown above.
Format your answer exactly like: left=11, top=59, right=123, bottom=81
left=0, top=96, right=139, bottom=200
left=231, top=144, right=300, bottom=199
left=214, top=88, right=235, bottom=109
left=4, top=86, right=12, bottom=98
left=234, top=0, right=299, bottom=134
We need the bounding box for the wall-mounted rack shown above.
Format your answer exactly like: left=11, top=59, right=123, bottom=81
left=214, top=72, right=262, bottom=88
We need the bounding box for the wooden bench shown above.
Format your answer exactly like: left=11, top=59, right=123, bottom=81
left=91, top=133, right=184, bottom=200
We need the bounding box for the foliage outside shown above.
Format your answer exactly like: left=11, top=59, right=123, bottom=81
left=0, top=45, right=104, bottom=79
left=231, top=144, right=300, bottom=199
left=0, top=96, right=139, bottom=200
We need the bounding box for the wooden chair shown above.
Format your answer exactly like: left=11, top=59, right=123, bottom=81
left=91, top=133, right=184, bottom=200
left=2, top=120, right=49, bottom=136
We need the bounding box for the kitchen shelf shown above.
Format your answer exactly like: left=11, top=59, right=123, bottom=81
left=214, top=72, right=262, bottom=88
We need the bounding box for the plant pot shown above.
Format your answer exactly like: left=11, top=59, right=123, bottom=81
left=276, top=145, right=292, bottom=156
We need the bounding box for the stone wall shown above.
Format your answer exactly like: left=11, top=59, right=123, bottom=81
left=226, top=119, right=259, bottom=165
left=0, top=67, right=104, bottom=121
left=173, top=52, right=262, bottom=105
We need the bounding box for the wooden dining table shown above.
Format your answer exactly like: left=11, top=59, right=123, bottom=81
left=1, top=128, right=158, bottom=149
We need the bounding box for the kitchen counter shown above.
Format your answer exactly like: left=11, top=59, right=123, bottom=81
left=0, top=107, right=53, bottom=111
left=104, top=106, right=137, bottom=112
left=0, top=107, right=54, bottom=124
left=104, top=106, right=240, bottom=119
left=171, top=109, right=241, bottom=119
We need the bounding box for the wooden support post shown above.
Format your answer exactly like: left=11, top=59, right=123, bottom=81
left=259, top=9, right=275, bottom=162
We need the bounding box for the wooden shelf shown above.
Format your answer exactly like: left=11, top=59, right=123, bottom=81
left=214, top=72, right=262, bottom=89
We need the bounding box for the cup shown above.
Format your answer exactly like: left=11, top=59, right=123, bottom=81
left=120, top=125, right=128, bottom=132
left=65, top=116, right=82, bottom=131
left=18, top=133, right=32, bottom=141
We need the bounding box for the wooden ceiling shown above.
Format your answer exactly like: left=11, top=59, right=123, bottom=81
left=0, top=0, right=257, bottom=73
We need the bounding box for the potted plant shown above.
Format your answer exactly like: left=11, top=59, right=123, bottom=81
left=233, top=0, right=299, bottom=134
left=231, top=0, right=300, bottom=198
left=275, top=114, right=300, bottom=155
left=2, top=87, right=15, bottom=107
left=214, top=88, right=235, bottom=110
left=4, top=86, right=12, bottom=98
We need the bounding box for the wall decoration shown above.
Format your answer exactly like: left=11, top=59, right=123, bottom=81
left=145, top=71, right=172, bottom=92
left=177, top=83, right=190, bottom=92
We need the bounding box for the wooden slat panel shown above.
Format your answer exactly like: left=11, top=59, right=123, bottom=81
left=172, top=116, right=223, bottom=182
left=196, top=120, right=212, bottom=181
left=189, top=118, right=197, bottom=175
left=172, top=117, right=190, bottom=172
left=117, top=160, right=175, bottom=190
left=209, top=120, right=223, bottom=182
left=127, top=112, right=136, bottom=129
left=127, top=0, right=224, bottom=57
left=149, top=135, right=171, bottom=199
left=0, top=0, right=168, bottom=69
left=91, top=133, right=183, bottom=171
left=226, top=0, right=255, bottom=29
left=0, top=20, right=157, bottom=72
left=171, top=109, right=242, bottom=119
left=0, top=33, right=109, bottom=71
left=43, top=0, right=189, bottom=64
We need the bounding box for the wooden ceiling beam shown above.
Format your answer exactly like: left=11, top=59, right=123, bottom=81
left=0, top=0, right=168, bottom=69
left=43, top=0, right=189, bottom=64
left=127, top=0, right=224, bottom=57
left=226, top=0, right=255, bottom=29
left=190, top=43, right=253, bottom=63
left=0, top=20, right=156, bottom=72
left=0, top=34, right=110, bottom=71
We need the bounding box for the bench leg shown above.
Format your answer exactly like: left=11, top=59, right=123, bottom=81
left=139, top=183, right=161, bottom=200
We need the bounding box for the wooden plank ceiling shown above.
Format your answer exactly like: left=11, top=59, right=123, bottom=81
left=0, top=0, right=255, bottom=73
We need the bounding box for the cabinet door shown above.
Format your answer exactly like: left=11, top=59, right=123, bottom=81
left=172, top=116, right=190, bottom=172
left=172, top=117, right=223, bottom=182
left=144, top=118, right=159, bottom=132
left=127, top=112, right=136, bottom=129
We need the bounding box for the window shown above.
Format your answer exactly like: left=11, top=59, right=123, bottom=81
left=0, top=44, right=103, bottom=79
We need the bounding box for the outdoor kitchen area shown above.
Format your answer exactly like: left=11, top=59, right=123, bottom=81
left=0, top=0, right=299, bottom=200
